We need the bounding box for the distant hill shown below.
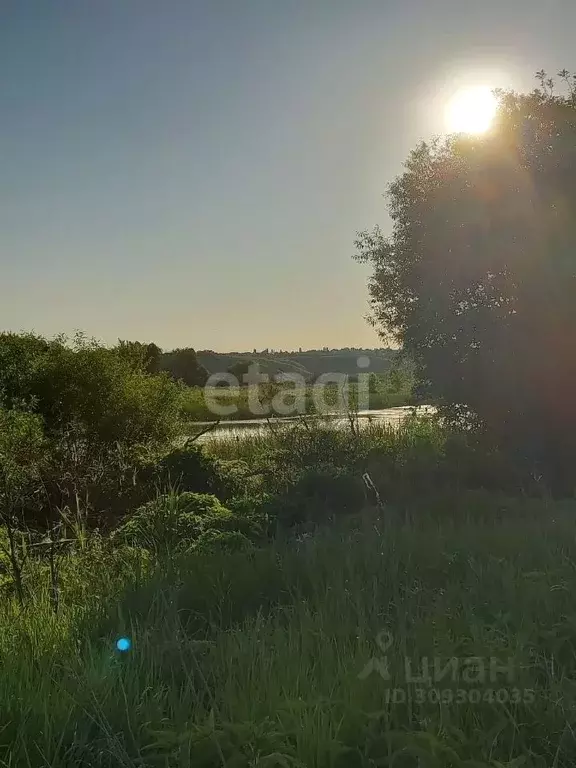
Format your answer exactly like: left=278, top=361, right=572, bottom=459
left=195, top=348, right=398, bottom=380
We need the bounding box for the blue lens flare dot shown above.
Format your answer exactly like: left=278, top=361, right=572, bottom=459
left=116, top=637, right=131, bottom=652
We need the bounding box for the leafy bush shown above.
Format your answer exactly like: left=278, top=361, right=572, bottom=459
left=157, top=442, right=222, bottom=493
left=0, top=332, right=181, bottom=454
left=191, top=528, right=255, bottom=555
left=0, top=407, right=49, bottom=539
left=267, top=466, right=366, bottom=527
left=0, top=408, right=47, bottom=495
left=0, top=333, right=183, bottom=525
left=31, top=335, right=181, bottom=452
left=0, top=333, right=52, bottom=410
left=113, top=491, right=263, bottom=556
left=157, top=442, right=255, bottom=500
left=250, top=422, right=365, bottom=497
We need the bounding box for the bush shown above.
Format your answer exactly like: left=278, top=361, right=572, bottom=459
left=157, top=443, right=222, bottom=493
left=0, top=333, right=183, bottom=525
left=254, top=422, right=365, bottom=496
left=0, top=332, right=181, bottom=454
left=0, top=408, right=49, bottom=530
left=267, top=466, right=366, bottom=528
left=191, top=528, right=255, bottom=554
left=32, top=335, right=181, bottom=452
left=157, top=442, right=255, bottom=500
left=113, top=491, right=264, bottom=556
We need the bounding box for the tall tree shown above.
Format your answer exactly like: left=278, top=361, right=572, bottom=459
left=355, top=73, right=576, bottom=489
left=116, top=340, right=162, bottom=374
left=160, top=348, right=209, bottom=387
left=227, top=360, right=254, bottom=383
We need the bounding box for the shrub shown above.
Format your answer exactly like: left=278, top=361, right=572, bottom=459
left=267, top=466, right=366, bottom=528
left=191, top=529, right=254, bottom=555
left=0, top=332, right=181, bottom=455
left=0, top=407, right=49, bottom=533
left=157, top=443, right=222, bottom=494
left=157, top=442, right=255, bottom=500
left=113, top=491, right=264, bottom=556
left=0, top=333, right=52, bottom=411
left=32, top=335, right=181, bottom=452
left=0, top=333, right=183, bottom=524
left=250, top=422, right=366, bottom=498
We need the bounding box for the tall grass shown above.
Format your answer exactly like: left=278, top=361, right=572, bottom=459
left=201, top=414, right=434, bottom=462
left=3, top=498, right=576, bottom=766
left=202, top=414, right=526, bottom=499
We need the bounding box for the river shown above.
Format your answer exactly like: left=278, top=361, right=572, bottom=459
left=190, top=405, right=436, bottom=442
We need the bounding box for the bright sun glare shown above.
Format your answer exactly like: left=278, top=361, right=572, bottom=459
left=445, top=86, right=498, bottom=135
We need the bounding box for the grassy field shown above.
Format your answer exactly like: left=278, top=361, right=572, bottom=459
left=2, top=400, right=575, bottom=766
left=3, top=496, right=576, bottom=766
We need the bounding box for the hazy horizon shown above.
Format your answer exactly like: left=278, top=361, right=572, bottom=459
left=2, top=0, right=575, bottom=351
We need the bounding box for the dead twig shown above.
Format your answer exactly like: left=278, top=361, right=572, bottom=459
left=186, top=420, right=222, bottom=444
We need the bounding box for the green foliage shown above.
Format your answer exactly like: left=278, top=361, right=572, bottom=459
left=32, top=335, right=180, bottom=451
left=0, top=332, right=52, bottom=410
left=0, top=408, right=47, bottom=499
left=116, top=339, right=162, bottom=374
left=192, top=528, right=255, bottom=554
left=113, top=491, right=263, bottom=555
left=179, top=378, right=415, bottom=424
left=0, top=333, right=181, bottom=455
left=113, top=491, right=229, bottom=553
left=355, top=76, right=576, bottom=490
left=160, top=347, right=209, bottom=387
left=227, top=359, right=254, bottom=382
left=267, top=421, right=364, bottom=475
left=6, top=505, right=576, bottom=765
left=0, top=333, right=183, bottom=524
left=157, top=441, right=255, bottom=500
left=267, top=466, right=366, bottom=527
left=157, top=442, right=222, bottom=493
left=0, top=407, right=49, bottom=588
left=206, top=414, right=531, bottom=505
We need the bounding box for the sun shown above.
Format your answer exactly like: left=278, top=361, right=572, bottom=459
left=445, top=86, right=498, bottom=135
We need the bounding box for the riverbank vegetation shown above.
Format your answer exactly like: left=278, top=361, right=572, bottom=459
left=179, top=369, right=415, bottom=422
left=4, top=72, right=576, bottom=764
left=0, top=331, right=573, bottom=764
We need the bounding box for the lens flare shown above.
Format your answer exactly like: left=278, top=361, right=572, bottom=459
left=116, top=637, right=131, bottom=652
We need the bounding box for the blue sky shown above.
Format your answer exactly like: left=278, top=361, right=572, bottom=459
left=1, top=0, right=574, bottom=351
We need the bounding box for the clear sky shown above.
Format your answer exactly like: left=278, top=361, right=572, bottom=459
left=2, top=0, right=574, bottom=351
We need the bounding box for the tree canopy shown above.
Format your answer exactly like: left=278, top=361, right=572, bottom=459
left=159, top=347, right=209, bottom=387
left=227, top=360, right=254, bottom=383
left=355, top=72, right=576, bottom=488
left=0, top=333, right=180, bottom=452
